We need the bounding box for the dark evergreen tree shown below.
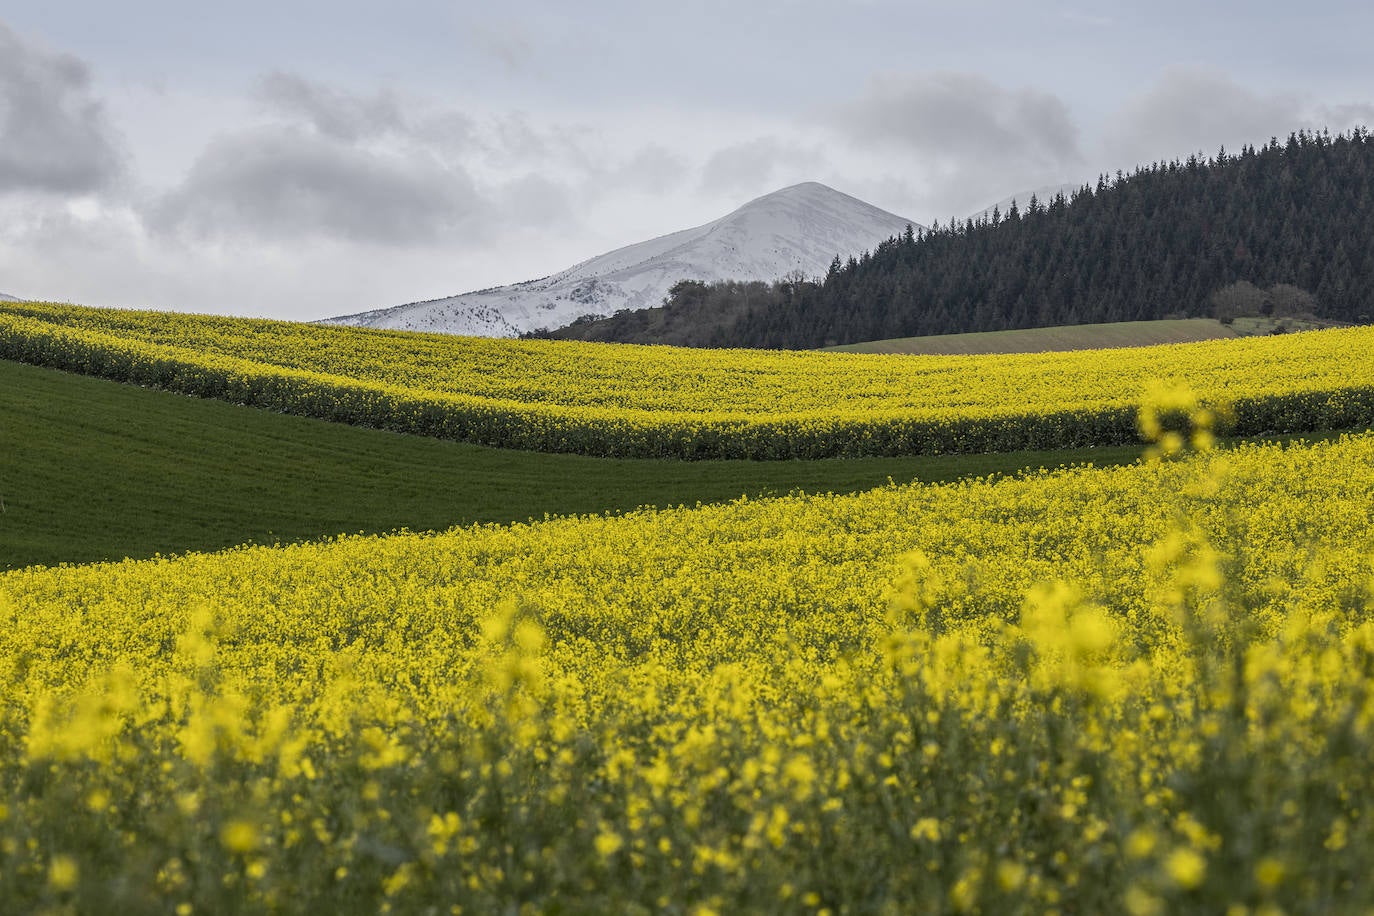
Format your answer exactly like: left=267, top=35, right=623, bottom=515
left=530, top=130, right=1374, bottom=348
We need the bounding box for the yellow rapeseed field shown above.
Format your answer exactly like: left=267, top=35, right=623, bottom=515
left=3, top=417, right=1373, bottom=912
left=2, top=300, right=1371, bottom=457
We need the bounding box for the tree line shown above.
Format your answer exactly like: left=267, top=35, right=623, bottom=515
left=535, top=129, right=1374, bottom=348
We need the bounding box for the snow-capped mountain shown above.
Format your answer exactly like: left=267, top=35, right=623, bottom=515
left=325, top=182, right=919, bottom=338
left=0, top=293, right=20, bottom=301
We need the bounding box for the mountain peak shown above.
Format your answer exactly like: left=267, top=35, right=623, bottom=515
left=325, top=184, right=921, bottom=338
left=741, top=181, right=879, bottom=210
left=763, top=180, right=833, bottom=197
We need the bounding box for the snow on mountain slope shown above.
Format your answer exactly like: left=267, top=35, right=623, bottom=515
left=325, top=182, right=919, bottom=338
left=0, top=293, right=20, bottom=301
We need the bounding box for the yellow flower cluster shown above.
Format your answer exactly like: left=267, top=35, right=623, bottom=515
left=2, top=300, right=1371, bottom=457
left=3, top=430, right=1372, bottom=912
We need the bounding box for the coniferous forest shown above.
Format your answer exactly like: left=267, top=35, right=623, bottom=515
left=536, top=129, right=1374, bottom=348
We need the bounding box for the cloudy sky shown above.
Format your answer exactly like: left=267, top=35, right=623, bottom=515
left=1, top=1, right=1371, bottom=321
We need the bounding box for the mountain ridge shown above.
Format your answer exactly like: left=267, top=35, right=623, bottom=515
left=324, top=182, right=920, bottom=337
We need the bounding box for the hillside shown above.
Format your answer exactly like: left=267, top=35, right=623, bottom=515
left=2, top=358, right=1145, bottom=569
left=543, top=130, right=1374, bottom=348
left=3, top=301, right=1373, bottom=460
left=323, top=182, right=918, bottom=337
left=826, top=316, right=1340, bottom=355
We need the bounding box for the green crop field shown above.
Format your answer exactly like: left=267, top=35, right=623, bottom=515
left=826, top=316, right=1340, bottom=355
left=0, top=358, right=1154, bottom=569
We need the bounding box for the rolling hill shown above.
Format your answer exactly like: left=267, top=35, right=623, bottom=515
left=4, top=301, right=1372, bottom=461
left=1, top=358, right=1148, bottom=569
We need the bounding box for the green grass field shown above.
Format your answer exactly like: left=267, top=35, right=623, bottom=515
left=1, top=359, right=1153, bottom=569
left=827, top=316, right=1338, bottom=354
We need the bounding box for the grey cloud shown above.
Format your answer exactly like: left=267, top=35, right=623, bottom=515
left=613, top=145, right=689, bottom=192
left=492, top=174, right=576, bottom=229
left=1312, top=102, right=1374, bottom=134
left=257, top=71, right=476, bottom=150
left=412, top=109, right=479, bottom=150
left=700, top=137, right=826, bottom=195
left=257, top=71, right=406, bottom=142
left=489, top=113, right=550, bottom=161
left=480, top=114, right=600, bottom=171
left=468, top=18, right=537, bottom=73
left=0, top=23, right=123, bottom=194
left=152, top=126, right=482, bottom=245
left=1104, top=69, right=1305, bottom=165
left=833, top=72, right=1082, bottom=175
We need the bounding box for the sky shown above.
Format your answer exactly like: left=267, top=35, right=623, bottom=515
left=1, top=1, right=1371, bottom=321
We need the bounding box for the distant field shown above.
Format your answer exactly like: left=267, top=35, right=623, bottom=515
left=3, top=302, right=1371, bottom=460
left=825, top=317, right=1339, bottom=354
left=0, top=359, right=1151, bottom=569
